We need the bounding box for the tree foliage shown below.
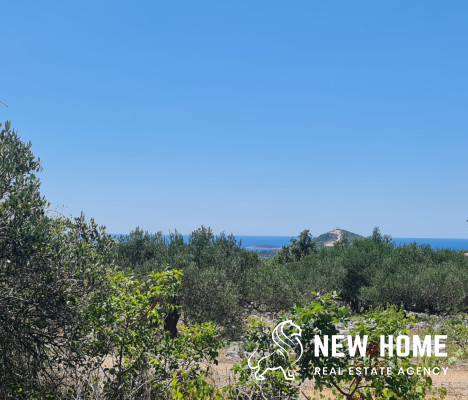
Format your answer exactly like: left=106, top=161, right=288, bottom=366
left=0, top=122, right=114, bottom=397
left=275, top=229, right=317, bottom=264
left=272, top=228, right=468, bottom=314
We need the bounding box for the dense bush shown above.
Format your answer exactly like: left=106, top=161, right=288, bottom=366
left=115, top=226, right=263, bottom=337
left=75, top=270, right=223, bottom=400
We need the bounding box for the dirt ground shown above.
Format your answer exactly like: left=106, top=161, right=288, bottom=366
left=431, top=361, right=468, bottom=400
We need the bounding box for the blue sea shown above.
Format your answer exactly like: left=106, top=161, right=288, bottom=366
left=117, top=234, right=468, bottom=252
left=234, top=236, right=468, bottom=251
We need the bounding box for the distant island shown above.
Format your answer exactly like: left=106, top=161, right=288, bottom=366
left=246, top=244, right=283, bottom=250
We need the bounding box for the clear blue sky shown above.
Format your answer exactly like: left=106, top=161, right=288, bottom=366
left=2, top=1, right=467, bottom=237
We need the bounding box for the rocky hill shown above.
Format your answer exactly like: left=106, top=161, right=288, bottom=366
left=314, top=228, right=364, bottom=247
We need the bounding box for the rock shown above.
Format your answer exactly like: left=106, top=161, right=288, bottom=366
left=224, top=343, right=240, bottom=359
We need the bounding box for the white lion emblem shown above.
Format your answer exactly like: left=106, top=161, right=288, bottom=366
left=248, top=320, right=303, bottom=381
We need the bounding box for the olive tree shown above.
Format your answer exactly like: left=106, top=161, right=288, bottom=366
left=0, top=121, right=114, bottom=398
